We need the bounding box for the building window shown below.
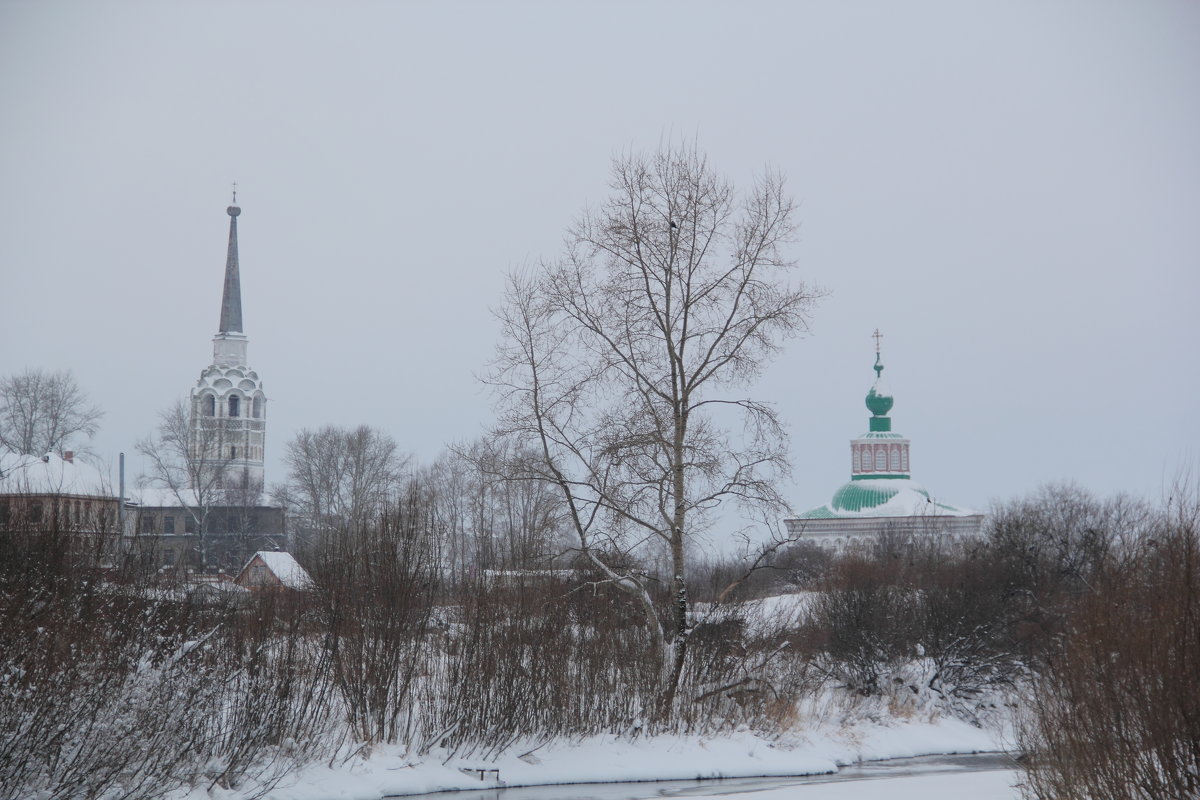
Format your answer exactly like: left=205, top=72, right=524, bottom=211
left=230, top=446, right=237, bottom=459
left=890, top=447, right=901, bottom=470
left=852, top=449, right=860, bottom=472
left=252, top=396, right=263, bottom=418
left=163, top=515, right=175, bottom=534
left=228, top=396, right=240, bottom=417
left=162, top=548, right=175, bottom=566
left=901, top=449, right=908, bottom=471
left=203, top=395, right=215, bottom=416
left=184, top=515, right=196, bottom=534
left=140, top=514, right=155, bottom=534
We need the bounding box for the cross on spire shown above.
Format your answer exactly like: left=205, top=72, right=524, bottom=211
left=872, top=329, right=885, bottom=379
left=232, top=181, right=238, bottom=204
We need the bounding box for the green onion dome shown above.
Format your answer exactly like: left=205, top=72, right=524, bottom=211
left=866, top=383, right=893, bottom=417
left=865, top=352, right=893, bottom=417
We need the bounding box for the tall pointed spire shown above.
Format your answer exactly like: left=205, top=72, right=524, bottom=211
left=219, top=190, right=243, bottom=334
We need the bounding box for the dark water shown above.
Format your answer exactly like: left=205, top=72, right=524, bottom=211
left=385, top=752, right=1020, bottom=800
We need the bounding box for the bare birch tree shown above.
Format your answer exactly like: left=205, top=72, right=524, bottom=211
left=487, top=144, right=819, bottom=716
left=0, top=368, right=103, bottom=457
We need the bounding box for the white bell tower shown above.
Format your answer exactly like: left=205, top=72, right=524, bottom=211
left=188, top=193, right=266, bottom=493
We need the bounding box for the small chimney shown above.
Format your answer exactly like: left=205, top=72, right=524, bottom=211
left=63, top=451, right=74, bottom=463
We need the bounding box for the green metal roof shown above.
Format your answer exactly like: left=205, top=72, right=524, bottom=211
left=798, top=479, right=972, bottom=520
left=833, top=481, right=928, bottom=513
left=798, top=506, right=838, bottom=519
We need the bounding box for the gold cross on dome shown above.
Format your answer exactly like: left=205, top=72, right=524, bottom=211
left=872, top=328, right=883, bottom=353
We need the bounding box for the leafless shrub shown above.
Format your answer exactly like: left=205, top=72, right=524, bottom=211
left=0, top=522, right=208, bottom=799
left=795, top=534, right=1026, bottom=710
left=423, top=574, right=661, bottom=759
left=678, top=606, right=817, bottom=735
left=808, top=561, right=917, bottom=696
left=309, top=483, right=441, bottom=748
left=1017, top=495, right=1200, bottom=800
left=983, top=484, right=1151, bottom=663
left=0, top=521, right=337, bottom=800
left=195, top=591, right=337, bottom=794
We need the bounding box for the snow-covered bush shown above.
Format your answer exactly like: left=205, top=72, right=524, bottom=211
left=0, top=525, right=338, bottom=800
left=307, top=490, right=440, bottom=749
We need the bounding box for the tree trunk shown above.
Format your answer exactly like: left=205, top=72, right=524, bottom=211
left=659, top=407, right=690, bottom=718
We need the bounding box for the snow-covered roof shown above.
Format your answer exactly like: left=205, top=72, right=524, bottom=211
left=240, top=551, right=314, bottom=590
left=798, top=478, right=977, bottom=520
left=134, top=485, right=202, bottom=508
left=0, top=451, right=114, bottom=497
left=133, top=486, right=282, bottom=510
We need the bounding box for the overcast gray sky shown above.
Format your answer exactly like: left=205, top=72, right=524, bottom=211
left=2, top=0, right=1197, bottom=527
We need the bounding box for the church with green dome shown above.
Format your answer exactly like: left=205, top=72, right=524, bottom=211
left=785, top=333, right=983, bottom=545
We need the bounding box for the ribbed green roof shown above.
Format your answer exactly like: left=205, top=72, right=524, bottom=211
left=798, top=478, right=972, bottom=519
left=833, top=481, right=928, bottom=513
left=798, top=506, right=837, bottom=519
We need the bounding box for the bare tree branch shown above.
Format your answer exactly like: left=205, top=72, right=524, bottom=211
left=0, top=369, right=103, bottom=457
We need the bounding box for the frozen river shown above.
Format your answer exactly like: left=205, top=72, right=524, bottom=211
left=385, top=753, right=1021, bottom=800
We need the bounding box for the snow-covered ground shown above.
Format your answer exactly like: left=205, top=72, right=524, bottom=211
left=183, top=714, right=1009, bottom=800
left=161, top=586, right=1019, bottom=800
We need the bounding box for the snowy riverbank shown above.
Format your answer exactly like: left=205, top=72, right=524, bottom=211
left=181, top=714, right=1009, bottom=800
